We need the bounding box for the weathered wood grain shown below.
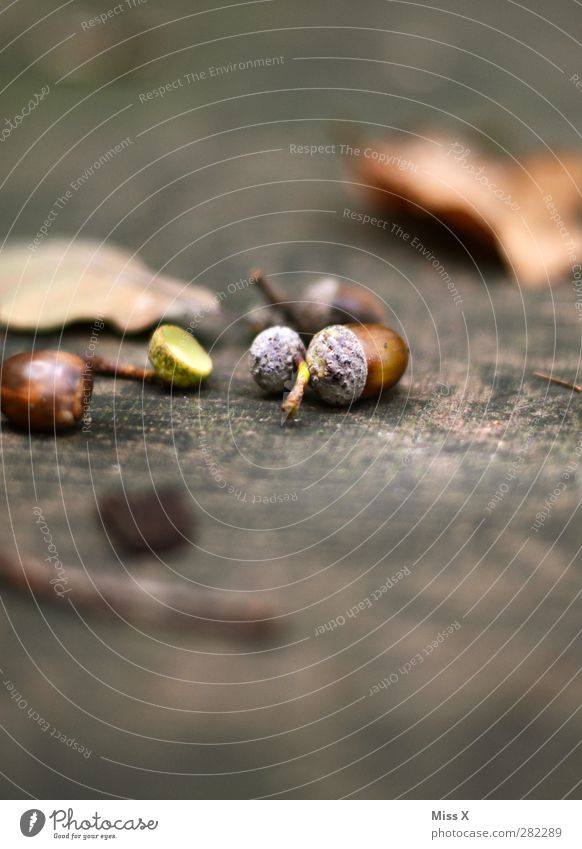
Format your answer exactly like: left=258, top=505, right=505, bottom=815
left=0, top=0, right=581, bottom=800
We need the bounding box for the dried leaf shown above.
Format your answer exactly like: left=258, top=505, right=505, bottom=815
left=350, top=136, right=582, bottom=286
left=0, top=238, right=220, bottom=332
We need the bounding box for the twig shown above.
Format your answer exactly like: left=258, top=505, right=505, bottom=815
left=0, top=552, right=278, bottom=639
left=250, top=269, right=298, bottom=327
left=533, top=371, right=582, bottom=393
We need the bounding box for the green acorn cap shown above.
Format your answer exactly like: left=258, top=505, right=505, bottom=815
left=148, top=325, right=212, bottom=388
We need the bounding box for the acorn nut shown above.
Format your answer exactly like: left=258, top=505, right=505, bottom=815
left=251, top=269, right=385, bottom=335
left=0, top=350, right=93, bottom=431
left=249, top=326, right=306, bottom=393
left=282, top=323, right=409, bottom=421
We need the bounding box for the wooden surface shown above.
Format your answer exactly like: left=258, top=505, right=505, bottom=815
left=1, top=0, right=582, bottom=800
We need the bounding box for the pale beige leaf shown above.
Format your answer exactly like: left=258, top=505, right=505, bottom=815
left=0, top=238, right=220, bottom=332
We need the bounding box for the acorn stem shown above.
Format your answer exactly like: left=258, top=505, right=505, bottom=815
left=251, top=269, right=297, bottom=325
left=534, top=371, right=582, bottom=393
left=85, top=356, right=158, bottom=383
left=281, top=359, right=310, bottom=424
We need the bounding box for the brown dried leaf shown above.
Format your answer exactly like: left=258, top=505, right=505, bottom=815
left=350, top=135, right=582, bottom=286
left=0, top=238, right=220, bottom=332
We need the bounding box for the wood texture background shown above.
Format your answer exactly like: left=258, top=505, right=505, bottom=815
left=0, top=0, right=581, bottom=799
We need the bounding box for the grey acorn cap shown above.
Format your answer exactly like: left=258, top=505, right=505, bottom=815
left=307, top=325, right=368, bottom=405
left=249, top=325, right=306, bottom=393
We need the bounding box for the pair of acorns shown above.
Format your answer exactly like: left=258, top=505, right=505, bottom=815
left=249, top=272, right=409, bottom=421
left=0, top=325, right=212, bottom=432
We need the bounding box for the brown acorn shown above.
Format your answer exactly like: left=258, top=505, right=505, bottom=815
left=282, top=323, right=409, bottom=422
left=0, top=351, right=93, bottom=431
left=0, top=351, right=157, bottom=432
left=251, top=269, right=385, bottom=336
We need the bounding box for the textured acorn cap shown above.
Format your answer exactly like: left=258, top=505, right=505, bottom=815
left=306, top=325, right=368, bottom=405
left=249, top=326, right=306, bottom=393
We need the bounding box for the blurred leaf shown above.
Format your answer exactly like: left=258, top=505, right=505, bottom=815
left=350, top=134, right=582, bottom=286
left=0, top=238, right=219, bottom=333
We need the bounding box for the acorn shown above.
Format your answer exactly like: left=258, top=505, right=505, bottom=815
left=1, top=324, right=215, bottom=433
left=249, top=326, right=306, bottom=393
left=251, top=269, right=386, bottom=336
left=0, top=350, right=157, bottom=432
left=1, top=325, right=214, bottom=433
left=282, top=323, right=409, bottom=422
left=0, top=351, right=93, bottom=432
